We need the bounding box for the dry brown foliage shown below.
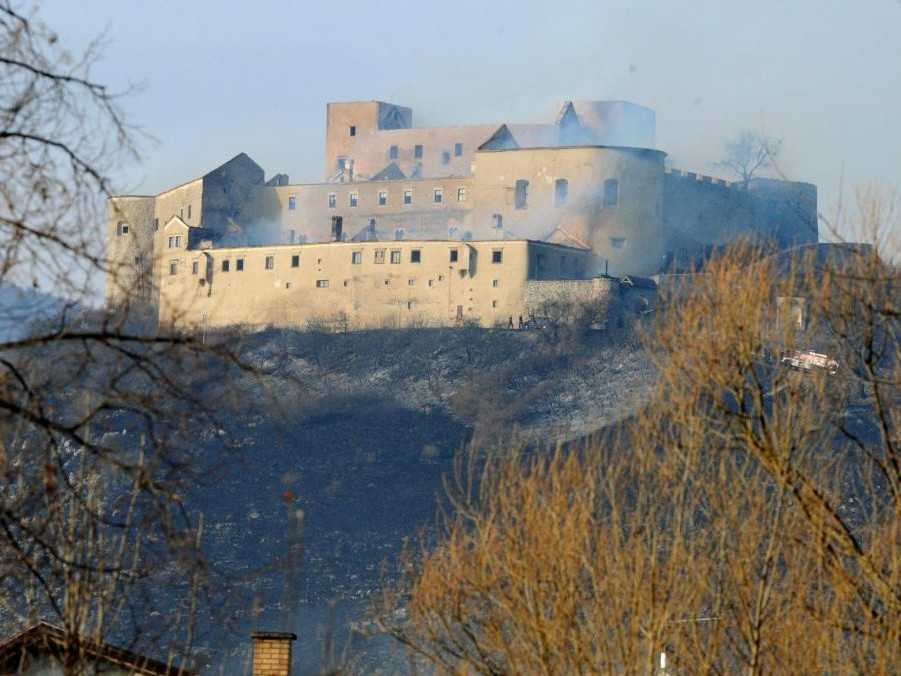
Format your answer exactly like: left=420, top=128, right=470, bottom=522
left=379, top=196, right=899, bottom=674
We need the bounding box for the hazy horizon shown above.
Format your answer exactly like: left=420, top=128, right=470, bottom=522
left=44, top=1, right=901, bottom=239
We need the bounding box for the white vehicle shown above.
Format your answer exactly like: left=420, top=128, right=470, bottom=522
left=781, top=350, right=839, bottom=375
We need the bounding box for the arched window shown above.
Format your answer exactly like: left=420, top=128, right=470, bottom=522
left=603, top=179, right=619, bottom=208
left=514, top=179, right=529, bottom=209
left=554, top=179, right=569, bottom=207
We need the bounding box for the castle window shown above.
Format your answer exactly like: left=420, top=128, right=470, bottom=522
left=407, top=301, right=413, bottom=310
left=288, top=229, right=296, bottom=244
left=492, top=249, right=503, bottom=264
left=554, top=179, right=569, bottom=206
left=408, top=279, right=415, bottom=286
left=316, top=279, right=329, bottom=288
left=449, top=248, right=458, bottom=263
left=237, top=257, right=244, bottom=271
left=403, top=189, right=413, bottom=205
left=169, top=260, right=178, bottom=276
left=492, top=300, right=498, bottom=308
left=265, top=255, right=275, bottom=270
left=441, top=151, right=450, bottom=165
left=349, top=192, right=358, bottom=208
left=414, top=144, right=423, bottom=159
left=492, top=279, right=500, bottom=288
left=433, top=188, right=443, bottom=204
left=374, top=248, right=386, bottom=264
left=610, top=237, right=626, bottom=249
left=291, top=254, right=300, bottom=268
left=179, top=207, right=184, bottom=218
left=514, top=180, right=529, bottom=209
left=187, top=204, right=192, bottom=219
left=390, top=249, right=401, bottom=264
left=454, top=142, right=463, bottom=157
left=328, top=193, right=337, bottom=208
left=410, top=249, right=421, bottom=263
left=389, top=145, right=398, bottom=160
left=428, top=279, right=434, bottom=287
left=394, top=228, right=405, bottom=240
left=153, top=218, right=159, bottom=231
left=167, top=235, right=181, bottom=248
left=604, top=179, right=619, bottom=208
left=221, top=259, right=230, bottom=272
left=352, top=251, right=362, bottom=265
left=116, top=222, right=129, bottom=236
left=191, top=260, right=199, bottom=275
left=288, top=195, right=297, bottom=210
left=457, top=187, right=467, bottom=202
left=349, top=126, right=356, bottom=137
left=493, top=214, right=503, bottom=229
left=378, top=191, right=388, bottom=206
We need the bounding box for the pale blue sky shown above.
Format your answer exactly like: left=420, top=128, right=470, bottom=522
left=44, top=0, right=901, bottom=228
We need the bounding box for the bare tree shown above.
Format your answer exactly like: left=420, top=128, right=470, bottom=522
left=716, top=129, right=783, bottom=185
left=379, top=206, right=899, bottom=673
left=0, top=2, right=263, bottom=672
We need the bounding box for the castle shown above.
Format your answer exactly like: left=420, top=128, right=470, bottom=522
left=106, top=99, right=817, bottom=330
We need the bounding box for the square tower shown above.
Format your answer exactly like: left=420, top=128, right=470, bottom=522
left=324, top=101, right=412, bottom=181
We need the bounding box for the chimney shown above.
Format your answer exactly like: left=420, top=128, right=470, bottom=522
left=251, top=631, right=296, bottom=676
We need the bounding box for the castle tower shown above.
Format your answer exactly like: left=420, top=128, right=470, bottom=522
left=324, top=101, right=412, bottom=181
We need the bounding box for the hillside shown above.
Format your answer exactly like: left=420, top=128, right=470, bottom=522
left=185, top=325, right=654, bottom=670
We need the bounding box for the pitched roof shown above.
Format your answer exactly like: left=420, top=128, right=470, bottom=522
left=0, top=623, right=195, bottom=675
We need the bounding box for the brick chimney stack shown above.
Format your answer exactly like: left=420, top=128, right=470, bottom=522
left=251, top=631, right=297, bottom=676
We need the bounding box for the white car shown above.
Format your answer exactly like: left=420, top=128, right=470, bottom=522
left=781, top=350, right=839, bottom=375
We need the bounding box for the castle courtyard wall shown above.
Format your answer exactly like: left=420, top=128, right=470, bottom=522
left=158, top=239, right=589, bottom=331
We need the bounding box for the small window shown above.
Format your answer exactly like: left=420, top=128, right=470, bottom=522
left=328, top=193, right=337, bottom=209
left=410, top=249, right=421, bottom=263
left=514, top=180, right=529, bottom=209
left=457, top=187, right=466, bottom=202
left=449, top=249, right=459, bottom=263
left=492, top=279, right=500, bottom=288
left=288, top=195, right=297, bottom=210
left=389, top=145, right=398, bottom=160
left=265, top=255, right=275, bottom=270
left=349, top=125, right=356, bottom=137
left=407, top=301, right=413, bottom=310
left=187, top=204, right=192, bottom=219
left=117, top=222, right=129, bottom=236
left=167, top=235, right=181, bottom=249
left=439, top=274, right=444, bottom=281
left=492, top=300, right=498, bottom=308
left=316, top=279, right=329, bottom=288
left=394, top=228, right=405, bottom=240
left=390, top=249, right=401, bottom=264
left=169, top=260, right=178, bottom=276
left=403, top=189, right=413, bottom=205
left=288, top=229, right=296, bottom=244
left=433, top=188, right=443, bottom=204
left=191, top=260, right=199, bottom=275
left=604, top=179, right=619, bottom=208
left=221, top=259, right=230, bottom=272
left=291, top=254, right=300, bottom=268
left=352, top=251, right=362, bottom=265
left=414, top=144, right=423, bottom=159
left=374, top=249, right=386, bottom=264
left=153, top=218, right=159, bottom=231
left=237, top=258, right=244, bottom=271
left=378, top=191, right=388, bottom=206
left=428, top=279, right=434, bottom=287
left=179, top=207, right=184, bottom=219
left=408, top=279, right=416, bottom=286
left=454, top=142, right=463, bottom=157
left=554, top=179, right=568, bottom=207
left=493, top=214, right=503, bottom=230
left=610, top=237, right=627, bottom=249
left=492, top=249, right=503, bottom=264
left=441, top=151, right=450, bottom=165
left=349, top=192, right=358, bottom=208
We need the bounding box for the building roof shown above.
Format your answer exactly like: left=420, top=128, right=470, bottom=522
left=0, top=622, right=195, bottom=675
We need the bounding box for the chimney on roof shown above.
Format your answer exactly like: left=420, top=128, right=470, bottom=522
left=251, top=631, right=296, bottom=676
